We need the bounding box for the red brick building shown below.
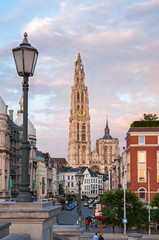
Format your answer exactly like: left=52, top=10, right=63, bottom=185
left=126, top=122, right=159, bottom=202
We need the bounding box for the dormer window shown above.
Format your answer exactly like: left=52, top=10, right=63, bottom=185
left=139, top=136, right=145, bottom=145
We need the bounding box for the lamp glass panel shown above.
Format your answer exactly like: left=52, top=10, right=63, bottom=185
left=24, top=50, right=35, bottom=74
left=14, top=50, right=23, bottom=73
left=32, top=52, right=38, bottom=75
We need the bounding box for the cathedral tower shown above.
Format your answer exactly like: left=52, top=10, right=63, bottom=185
left=67, top=53, right=91, bottom=168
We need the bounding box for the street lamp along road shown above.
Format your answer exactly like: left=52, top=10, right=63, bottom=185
left=75, top=171, right=84, bottom=226
left=12, top=33, right=38, bottom=202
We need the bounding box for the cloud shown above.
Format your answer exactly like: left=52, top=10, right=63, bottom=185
left=0, top=0, right=159, bottom=158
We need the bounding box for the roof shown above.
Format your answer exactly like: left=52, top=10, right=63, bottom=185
left=60, top=166, right=78, bottom=173
left=102, top=134, right=113, bottom=139
left=79, top=167, right=97, bottom=177
left=52, top=158, right=67, bottom=163
left=126, top=127, right=159, bottom=139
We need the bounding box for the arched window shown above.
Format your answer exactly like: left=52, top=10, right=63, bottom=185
left=104, top=146, right=108, bottom=164
left=77, top=123, right=79, bottom=141
left=81, top=91, right=83, bottom=103
left=77, top=92, right=80, bottom=103
left=82, top=146, right=86, bottom=163
left=42, top=177, right=45, bottom=194
left=76, top=74, right=79, bottom=85
left=82, top=123, right=86, bottom=142
left=77, top=105, right=79, bottom=110
left=139, top=188, right=146, bottom=201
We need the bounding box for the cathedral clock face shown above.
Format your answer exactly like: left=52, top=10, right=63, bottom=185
left=77, top=108, right=85, bottom=117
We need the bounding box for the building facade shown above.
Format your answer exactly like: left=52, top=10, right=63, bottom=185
left=0, top=96, right=21, bottom=200
left=67, top=53, right=91, bottom=168
left=67, top=54, right=120, bottom=173
left=126, top=122, right=159, bottom=202
left=90, top=119, right=120, bottom=173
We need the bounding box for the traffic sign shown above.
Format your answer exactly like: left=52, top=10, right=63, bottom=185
left=122, top=218, right=127, bottom=224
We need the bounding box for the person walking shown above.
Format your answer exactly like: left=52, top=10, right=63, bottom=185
left=93, top=232, right=99, bottom=240
left=85, top=219, right=88, bottom=230
left=99, top=233, right=104, bottom=240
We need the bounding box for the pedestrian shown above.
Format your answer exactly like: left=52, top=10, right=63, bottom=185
left=93, top=232, right=99, bottom=240
left=99, top=232, right=104, bottom=240
left=85, top=219, right=88, bottom=230
left=94, top=219, right=98, bottom=228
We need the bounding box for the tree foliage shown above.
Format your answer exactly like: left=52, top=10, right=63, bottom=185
left=151, top=193, right=159, bottom=208
left=151, top=193, right=159, bottom=222
left=140, top=113, right=158, bottom=121
left=59, top=183, right=65, bottom=195
left=101, top=189, right=148, bottom=232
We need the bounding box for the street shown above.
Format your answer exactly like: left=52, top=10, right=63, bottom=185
left=57, top=201, right=94, bottom=225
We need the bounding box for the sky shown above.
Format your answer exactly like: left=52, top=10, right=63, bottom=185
left=0, top=0, right=159, bottom=159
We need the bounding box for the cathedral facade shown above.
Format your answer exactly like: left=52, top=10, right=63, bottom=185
left=68, top=53, right=120, bottom=173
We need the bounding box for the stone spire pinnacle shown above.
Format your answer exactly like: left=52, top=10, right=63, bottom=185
left=105, top=115, right=110, bottom=135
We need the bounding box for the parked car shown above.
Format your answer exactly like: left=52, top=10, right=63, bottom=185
left=88, top=199, right=93, bottom=204
left=72, top=201, right=78, bottom=207
left=88, top=204, right=94, bottom=209
left=83, top=201, right=88, bottom=206
left=66, top=204, right=74, bottom=211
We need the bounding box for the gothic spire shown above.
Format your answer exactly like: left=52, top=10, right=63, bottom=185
left=105, top=115, right=110, bottom=135
left=74, top=52, right=85, bottom=86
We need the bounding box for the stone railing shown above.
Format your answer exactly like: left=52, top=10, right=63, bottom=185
left=1, top=234, right=30, bottom=239
left=0, top=222, right=11, bottom=239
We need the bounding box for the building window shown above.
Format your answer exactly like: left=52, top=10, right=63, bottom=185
left=81, top=91, right=83, bottom=103
left=42, top=177, right=45, bottom=194
left=71, top=182, right=73, bottom=187
left=68, top=176, right=70, bottom=180
left=77, top=123, right=79, bottom=141
left=157, top=152, right=159, bottom=182
left=138, top=136, right=145, bottom=145
left=68, top=182, right=70, bottom=187
left=138, top=151, right=146, bottom=182
left=82, top=123, right=86, bottom=142
left=77, top=92, right=80, bottom=103
left=71, top=175, right=73, bottom=180
left=139, top=188, right=146, bottom=201
left=82, top=146, right=86, bottom=163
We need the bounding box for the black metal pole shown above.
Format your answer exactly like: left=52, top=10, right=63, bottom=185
left=78, top=182, right=81, bottom=225
left=16, top=75, right=33, bottom=202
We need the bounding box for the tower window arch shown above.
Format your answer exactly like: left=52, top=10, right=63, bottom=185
left=76, top=74, right=79, bottom=85
left=77, top=92, right=80, bottom=103
left=82, top=123, right=86, bottom=142
left=77, top=123, right=79, bottom=141
left=81, top=91, right=83, bottom=103
left=82, top=146, right=86, bottom=163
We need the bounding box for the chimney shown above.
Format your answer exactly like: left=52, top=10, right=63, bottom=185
left=9, top=110, right=13, bottom=121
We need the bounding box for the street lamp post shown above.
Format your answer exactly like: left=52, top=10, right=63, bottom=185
left=123, top=150, right=127, bottom=235
left=12, top=33, right=38, bottom=202
left=147, top=167, right=151, bottom=234
left=75, top=171, right=84, bottom=226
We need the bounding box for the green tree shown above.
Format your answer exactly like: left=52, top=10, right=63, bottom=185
left=151, top=193, right=159, bottom=222
left=151, top=193, right=159, bottom=208
left=59, top=183, right=65, bottom=195
left=101, top=189, right=148, bottom=233
left=140, top=113, right=158, bottom=121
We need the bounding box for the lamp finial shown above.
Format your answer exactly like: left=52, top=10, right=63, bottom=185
left=21, top=32, right=30, bottom=46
